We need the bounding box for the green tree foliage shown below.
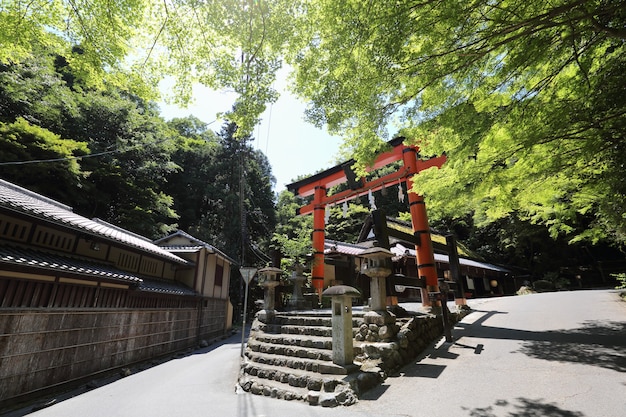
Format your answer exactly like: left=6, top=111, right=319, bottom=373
left=164, top=116, right=220, bottom=233
left=67, top=92, right=181, bottom=238
left=0, top=55, right=80, bottom=129
left=0, top=117, right=88, bottom=202
left=284, top=0, right=626, bottom=247
left=324, top=202, right=370, bottom=244
left=166, top=117, right=276, bottom=264
left=165, top=117, right=277, bottom=318
left=0, top=48, right=277, bottom=255
left=0, top=51, right=180, bottom=238
left=272, top=190, right=313, bottom=265
left=0, top=0, right=294, bottom=137
left=4, top=0, right=624, bottom=270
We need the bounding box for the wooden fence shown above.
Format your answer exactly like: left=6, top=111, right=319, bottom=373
left=0, top=278, right=229, bottom=410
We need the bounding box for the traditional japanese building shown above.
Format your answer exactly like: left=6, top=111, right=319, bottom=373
left=322, top=216, right=515, bottom=303
left=0, top=179, right=234, bottom=409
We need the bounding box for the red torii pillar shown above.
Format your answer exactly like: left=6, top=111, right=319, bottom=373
left=403, top=147, right=439, bottom=305
left=312, top=185, right=327, bottom=299
left=287, top=138, right=445, bottom=306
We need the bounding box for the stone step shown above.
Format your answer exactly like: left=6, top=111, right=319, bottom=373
left=247, top=339, right=334, bottom=362
left=245, top=350, right=352, bottom=375
left=242, top=361, right=343, bottom=389
left=258, top=323, right=334, bottom=337
left=239, top=310, right=463, bottom=407
left=254, top=332, right=333, bottom=350
left=239, top=377, right=309, bottom=403
left=273, top=315, right=333, bottom=327
left=239, top=362, right=358, bottom=406
left=273, top=314, right=363, bottom=328
left=256, top=323, right=362, bottom=338
left=251, top=330, right=368, bottom=358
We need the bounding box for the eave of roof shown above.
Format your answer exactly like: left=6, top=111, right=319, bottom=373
left=138, top=278, right=198, bottom=296
left=325, top=240, right=369, bottom=257
left=0, top=179, right=190, bottom=265
left=0, top=244, right=199, bottom=296
left=159, top=245, right=205, bottom=253
left=392, top=243, right=510, bottom=273
left=0, top=244, right=142, bottom=284
left=154, top=230, right=236, bottom=264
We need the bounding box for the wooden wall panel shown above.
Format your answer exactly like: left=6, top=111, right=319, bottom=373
left=0, top=299, right=228, bottom=409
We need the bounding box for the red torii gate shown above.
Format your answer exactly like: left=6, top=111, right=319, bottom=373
left=286, top=137, right=446, bottom=304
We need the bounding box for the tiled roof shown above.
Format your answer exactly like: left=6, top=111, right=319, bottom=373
left=0, top=244, right=142, bottom=284
left=0, top=244, right=199, bottom=295
left=0, top=179, right=189, bottom=265
left=392, top=243, right=510, bottom=273
left=138, top=278, right=198, bottom=296
left=324, top=240, right=509, bottom=273
left=325, top=240, right=369, bottom=256
left=154, top=230, right=236, bottom=263
left=159, top=245, right=205, bottom=253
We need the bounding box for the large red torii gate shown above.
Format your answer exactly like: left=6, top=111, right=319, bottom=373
left=286, top=137, right=446, bottom=303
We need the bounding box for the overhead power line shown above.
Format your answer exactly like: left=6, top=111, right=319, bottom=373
left=0, top=149, right=120, bottom=166
left=0, top=134, right=178, bottom=167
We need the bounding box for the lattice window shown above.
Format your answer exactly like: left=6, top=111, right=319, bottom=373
left=31, top=226, right=74, bottom=251
left=139, top=258, right=159, bottom=276
left=0, top=217, right=30, bottom=243
left=118, top=252, right=140, bottom=271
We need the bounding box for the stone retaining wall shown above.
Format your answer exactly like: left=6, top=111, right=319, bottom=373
left=354, top=309, right=470, bottom=376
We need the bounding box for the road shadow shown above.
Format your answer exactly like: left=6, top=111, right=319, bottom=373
left=452, top=297, right=626, bottom=371
left=461, top=397, right=586, bottom=417
left=515, top=320, right=626, bottom=373
left=425, top=310, right=626, bottom=372
left=455, top=313, right=626, bottom=372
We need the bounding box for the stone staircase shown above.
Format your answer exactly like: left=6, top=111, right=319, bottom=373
left=238, top=307, right=468, bottom=407
left=238, top=311, right=367, bottom=407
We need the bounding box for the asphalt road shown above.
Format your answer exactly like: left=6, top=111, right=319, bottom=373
left=11, top=289, right=626, bottom=417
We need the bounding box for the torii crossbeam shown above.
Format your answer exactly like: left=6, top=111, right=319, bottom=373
left=286, top=137, right=446, bottom=305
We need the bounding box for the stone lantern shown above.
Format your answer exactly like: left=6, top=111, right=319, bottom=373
left=257, top=266, right=282, bottom=323
left=288, top=263, right=308, bottom=310
left=360, top=246, right=394, bottom=311
left=360, top=246, right=397, bottom=336
left=322, top=285, right=361, bottom=366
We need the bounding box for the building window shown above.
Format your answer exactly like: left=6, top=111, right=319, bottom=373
left=215, top=263, right=224, bottom=287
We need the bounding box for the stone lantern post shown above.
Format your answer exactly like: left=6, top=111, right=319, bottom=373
left=322, top=285, right=361, bottom=366
left=360, top=246, right=397, bottom=339
left=257, top=266, right=282, bottom=323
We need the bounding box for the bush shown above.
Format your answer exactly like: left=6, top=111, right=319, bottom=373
left=532, top=280, right=555, bottom=292
left=612, top=273, right=626, bottom=290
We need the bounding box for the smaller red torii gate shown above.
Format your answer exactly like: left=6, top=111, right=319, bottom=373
left=286, top=137, right=446, bottom=305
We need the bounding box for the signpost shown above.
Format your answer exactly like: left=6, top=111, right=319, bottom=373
left=239, top=266, right=257, bottom=359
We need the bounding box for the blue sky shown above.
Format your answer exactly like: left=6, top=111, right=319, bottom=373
left=158, top=73, right=343, bottom=192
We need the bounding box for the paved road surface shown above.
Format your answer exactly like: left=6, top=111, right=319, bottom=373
left=9, top=289, right=626, bottom=417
